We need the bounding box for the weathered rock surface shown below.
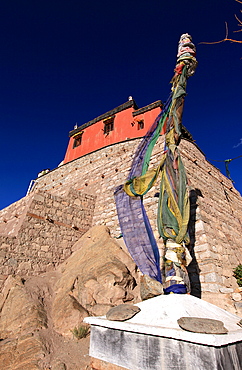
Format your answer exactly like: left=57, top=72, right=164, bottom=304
left=0, top=334, right=46, bottom=370
left=0, top=275, right=47, bottom=340
left=140, top=274, right=163, bottom=301
left=52, top=225, right=140, bottom=335
left=106, top=304, right=140, bottom=321
left=0, top=225, right=140, bottom=370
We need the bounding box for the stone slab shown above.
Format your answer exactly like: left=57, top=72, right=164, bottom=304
left=177, top=317, right=228, bottom=334
left=106, top=304, right=140, bottom=321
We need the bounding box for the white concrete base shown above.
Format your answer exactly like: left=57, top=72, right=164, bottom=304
left=85, top=295, right=242, bottom=370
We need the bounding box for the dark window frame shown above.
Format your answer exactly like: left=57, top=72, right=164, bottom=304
left=73, top=132, right=83, bottom=148
left=103, top=116, right=114, bottom=135
left=137, top=119, right=144, bottom=130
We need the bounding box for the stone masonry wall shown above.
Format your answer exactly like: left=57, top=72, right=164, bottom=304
left=0, top=189, right=95, bottom=288
left=32, top=137, right=242, bottom=314
left=33, top=138, right=164, bottom=236
left=180, top=140, right=242, bottom=312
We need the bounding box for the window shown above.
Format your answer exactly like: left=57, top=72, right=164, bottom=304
left=103, top=116, right=114, bottom=134
left=137, top=119, right=144, bottom=130
left=73, top=132, right=83, bottom=148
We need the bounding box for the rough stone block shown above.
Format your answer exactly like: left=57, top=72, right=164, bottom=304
left=40, top=245, right=49, bottom=252
left=194, top=243, right=209, bottom=253
left=204, top=272, right=222, bottom=283
left=195, top=220, right=205, bottom=232
left=232, top=293, right=241, bottom=302
left=199, top=250, right=218, bottom=260
left=201, top=283, right=221, bottom=293
left=219, top=287, right=233, bottom=294
left=32, top=194, right=45, bottom=202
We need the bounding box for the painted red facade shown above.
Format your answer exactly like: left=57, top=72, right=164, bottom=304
left=63, top=99, right=164, bottom=164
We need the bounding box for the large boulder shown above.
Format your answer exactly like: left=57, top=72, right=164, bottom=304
left=0, top=225, right=140, bottom=369
left=52, top=225, right=140, bottom=335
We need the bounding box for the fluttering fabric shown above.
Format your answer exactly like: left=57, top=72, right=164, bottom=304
left=115, top=34, right=197, bottom=291
left=114, top=100, right=171, bottom=283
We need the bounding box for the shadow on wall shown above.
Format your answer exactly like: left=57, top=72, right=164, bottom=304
left=187, top=188, right=203, bottom=298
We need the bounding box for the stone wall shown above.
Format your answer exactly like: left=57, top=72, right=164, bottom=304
left=33, top=138, right=163, bottom=236
left=31, top=136, right=242, bottom=314
left=180, top=140, right=242, bottom=312
left=0, top=189, right=96, bottom=288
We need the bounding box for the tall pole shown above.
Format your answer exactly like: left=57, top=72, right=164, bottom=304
left=115, top=34, right=197, bottom=294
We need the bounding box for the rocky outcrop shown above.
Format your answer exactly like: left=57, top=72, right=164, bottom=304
left=0, top=225, right=140, bottom=370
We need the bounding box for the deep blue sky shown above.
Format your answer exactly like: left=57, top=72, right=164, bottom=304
left=0, top=0, right=241, bottom=210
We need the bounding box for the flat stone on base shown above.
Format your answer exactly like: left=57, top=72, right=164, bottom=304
left=106, top=304, right=140, bottom=321
left=177, top=316, right=228, bottom=334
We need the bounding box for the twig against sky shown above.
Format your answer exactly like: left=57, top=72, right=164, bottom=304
left=200, top=0, right=242, bottom=45
left=199, top=22, right=242, bottom=45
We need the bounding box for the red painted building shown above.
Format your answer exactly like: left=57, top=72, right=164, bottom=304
left=63, top=98, right=164, bottom=164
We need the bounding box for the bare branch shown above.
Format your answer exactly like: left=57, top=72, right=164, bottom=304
left=200, top=38, right=242, bottom=45
left=225, top=21, right=229, bottom=38
left=223, top=38, right=242, bottom=43
left=235, top=13, right=242, bottom=25
left=200, top=20, right=242, bottom=45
